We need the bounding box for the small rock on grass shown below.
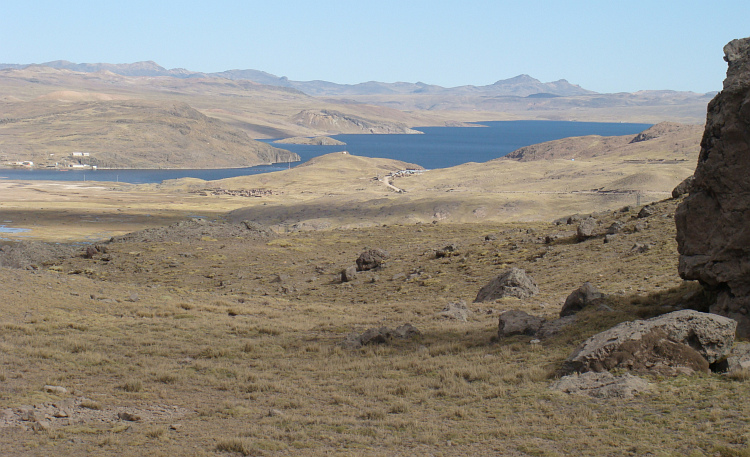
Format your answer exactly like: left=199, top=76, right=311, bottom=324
left=551, top=372, right=651, bottom=399
left=43, top=385, right=67, bottom=395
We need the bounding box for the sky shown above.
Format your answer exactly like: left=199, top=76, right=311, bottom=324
left=1, top=0, right=748, bottom=94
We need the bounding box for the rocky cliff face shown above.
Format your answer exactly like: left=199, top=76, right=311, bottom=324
left=675, top=37, right=750, bottom=337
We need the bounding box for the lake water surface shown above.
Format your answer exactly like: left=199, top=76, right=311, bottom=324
left=0, top=120, right=651, bottom=184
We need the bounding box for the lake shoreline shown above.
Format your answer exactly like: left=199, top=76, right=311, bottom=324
left=0, top=121, right=652, bottom=184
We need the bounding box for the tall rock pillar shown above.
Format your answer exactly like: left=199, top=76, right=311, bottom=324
left=676, top=37, right=750, bottom=337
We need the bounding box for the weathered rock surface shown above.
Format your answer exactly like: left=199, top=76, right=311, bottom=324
left=722, top=342, right=750, bottom=373
left=474, top=267, right=539, bottom=302
left=341, top=324, right=421, bottom=349
left=551, top=372, right=651, bottom=399
left=637, top=205, right=656, bottom=218
left=341, top=265, right=357, bottom=282
left=672, top=175, right=695, bottom=198
left=561, top=310, right=736, bottom=375
left=356, top=249, right=389, bottom=271
left=560, top=282, right=604, bottom=317
left=675, top=37, right=750, bottom=337
left=435, top=244, right=459, bottom=258
left=437, top=301, right=471, bottom=321
left=0, top=241, right=75, bottom=270
left=536, top=315, right=578, bottom=340
left=576, top=217, right=598, bottom=241
left=498, top=310, right=544, bottom=337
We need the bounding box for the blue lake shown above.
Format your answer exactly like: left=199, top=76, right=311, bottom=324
left=0, top=120, right=651, bottom=184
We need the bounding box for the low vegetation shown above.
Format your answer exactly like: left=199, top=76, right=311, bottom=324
left=1, top=193, right=749, bottom=456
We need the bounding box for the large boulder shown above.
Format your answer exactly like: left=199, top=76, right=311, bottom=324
left=560, top=282, right=604, bottom=317
left=474, top=267, right=539, bottom=302
left=676, top=38, right=750, bottom=337
left=561, top=310, right=736, bottom=375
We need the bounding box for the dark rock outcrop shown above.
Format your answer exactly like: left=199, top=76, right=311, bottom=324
left=474, top=267, right=539, bottom=302
left=675, top=37, right=750, bottom=337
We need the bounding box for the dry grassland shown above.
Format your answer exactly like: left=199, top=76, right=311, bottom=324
left=2, top=193, right=750, bottom=456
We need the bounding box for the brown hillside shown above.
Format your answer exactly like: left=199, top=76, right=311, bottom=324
left=503, top=122, right=703, bottom=162
left=0, top=99, right=298, bottom=168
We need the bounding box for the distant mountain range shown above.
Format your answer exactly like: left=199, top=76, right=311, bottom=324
left=0, top=59, right=713, bottom=170
left=0, top=60, right=600, bottom=98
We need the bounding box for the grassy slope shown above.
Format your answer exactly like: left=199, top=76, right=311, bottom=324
left=1, top=197, right=749, bottom=456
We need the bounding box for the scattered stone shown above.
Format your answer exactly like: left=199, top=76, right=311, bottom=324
left=392, top=323, right=421, bottom=339
left=242, top=220, right=273, bottom=235
left=561, top=310, right=737, bottom=375
left=268, top=409, right=284, bottom=417
left=19, top=409, right=41, bottom=422
left=126, top=293, right=139, bottom=302
left=498, top=310, right=544, bottom=337
left=551, top=372, right=651, bottom=399
left=484, top=234, right=497, bottom=241
left=631, top=243, right=651, bottom=254
left=603, top=234, right=617, bottom=244
left=634, top=221, right=648, bottom=232
left=536, top=315, right=578, bottom=340
left=341, top=265, right=357, bottom=282
left=474, top=267, right=539, bottom=302
left=576, top=218, right=598, bottom=241
left=31, top=420, right=51, bottom=432
left=270, top=274, right=290, bottom=283
left=672, top=175, right=695, bottom=198
left=435, top=244, right=458, bottom=258
left=606, top=221, right=624, bottom=235
left=437, top=301, right=471, bottom=321
left=341, top=323, right=421, bottom=348
left=637, top=205, right=656, bottom=218
left=43, top=385, right=68, bottom=395
left=560, top=282, right=604, bottom=317
left=356, top=249, right=389, bottom=271
left=84, top=246, right=99, bottom=259
left=566, top=214, right=584, bottom=225
left=118, top=411, right=142, bottom=422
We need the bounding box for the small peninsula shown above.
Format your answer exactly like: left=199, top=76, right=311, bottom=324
left=273, top=136, right=346, bottom=146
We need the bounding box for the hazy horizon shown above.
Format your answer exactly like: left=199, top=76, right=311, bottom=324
left=2, top=1, right=748, bottom=94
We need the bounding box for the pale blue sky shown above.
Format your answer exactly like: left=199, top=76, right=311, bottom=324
left=1, top=0, right=747, bottom=93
